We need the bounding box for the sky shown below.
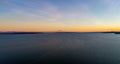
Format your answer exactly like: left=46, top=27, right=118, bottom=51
left=0, top=0, right=120, bottom=32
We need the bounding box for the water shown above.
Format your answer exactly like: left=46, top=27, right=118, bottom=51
left=0, top=33, right=120, bottom=64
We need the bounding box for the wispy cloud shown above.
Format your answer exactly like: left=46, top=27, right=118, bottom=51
left=0, top=0, right=61, bottom=22
left=98, top=0, right=120, bottom=24
left=59, top=2, right=105, bottom=27
left=0, top=0, right=10, bottom=7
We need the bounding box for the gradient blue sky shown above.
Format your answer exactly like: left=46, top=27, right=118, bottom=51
left=0, top=0, right=120, bottom=32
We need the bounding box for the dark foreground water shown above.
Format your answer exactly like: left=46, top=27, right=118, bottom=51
left=0, top=33, right=120, bottom=64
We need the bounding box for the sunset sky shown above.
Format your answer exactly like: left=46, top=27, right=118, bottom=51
left=0, top=0, right=120, bottom=32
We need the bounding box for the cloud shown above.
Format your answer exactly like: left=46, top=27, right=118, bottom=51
left=1, top=0, right=62, bottom=23
left=103, top=0, right=117, bottom=5
left=100, top=0, right=120, bottom=11
left=100, top=0, right=120, bottom=21
left=0, top=0, right=66, bottom=30
left=0, top=0, right=10, bottom=7
left=59, top=2, right=104, bottom=26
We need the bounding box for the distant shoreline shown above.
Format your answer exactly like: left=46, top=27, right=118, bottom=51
left=0, top=32, right=120, bottom=34
left=101, top=32, right=120, bottom=34
left=0, top=32, right=44, bottom=34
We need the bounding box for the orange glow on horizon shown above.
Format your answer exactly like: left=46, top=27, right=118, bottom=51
left=0, top=26, right=120, bottom=32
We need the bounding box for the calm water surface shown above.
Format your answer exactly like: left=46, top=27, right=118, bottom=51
left=0, top=33, right=120, bottom=64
